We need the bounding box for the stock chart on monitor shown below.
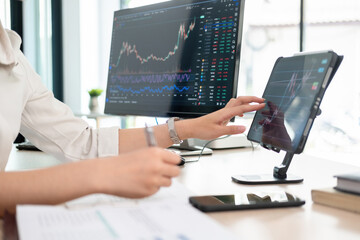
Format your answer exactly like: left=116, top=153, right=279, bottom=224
left=105, top=0, right=244, bottom=118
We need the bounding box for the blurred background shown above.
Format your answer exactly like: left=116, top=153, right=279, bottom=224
left=2, top=0, right=360, bottom=165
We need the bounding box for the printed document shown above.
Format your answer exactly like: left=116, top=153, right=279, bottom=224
left=17, top=180, right=237, bottom=240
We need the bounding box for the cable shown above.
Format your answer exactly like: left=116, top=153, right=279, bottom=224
left=196, top=135, right=231, bottom=162
left=195, top=133, right=260, bottom=162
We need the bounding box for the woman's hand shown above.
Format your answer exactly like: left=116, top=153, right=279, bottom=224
left=259, top=101, right=292, bottom=149
left=95, top=147, right=181, bottom=198
left=0, top=147, right=181, bottom=213
left=177, top=96, right=265, bottom=140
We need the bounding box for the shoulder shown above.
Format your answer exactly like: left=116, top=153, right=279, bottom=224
left=1, top=28, right=45, bottom=94
left=5, top=29, right=22, bottom=50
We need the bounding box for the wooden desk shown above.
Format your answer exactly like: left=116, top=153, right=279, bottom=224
left=179, top=148, right=360, bottom=240
left=2, top=146, right=360, bottom=240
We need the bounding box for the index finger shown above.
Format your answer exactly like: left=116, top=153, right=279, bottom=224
left=219, top=103, right=265, bottom=123
left=230, top=96, right=265, bottom=106
left=241, top=103, right=266, bottom=114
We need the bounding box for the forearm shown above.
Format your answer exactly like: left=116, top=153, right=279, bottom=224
left=0, top=160, right=98, bottom=215
left=117, top=96, right=265, bottom=153
left=0, top=147, right=182, bottom=216
left=117, top=119, right=194, bottom=153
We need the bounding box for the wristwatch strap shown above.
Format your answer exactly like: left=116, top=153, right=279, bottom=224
left=167, top=117, right=183, bottom=144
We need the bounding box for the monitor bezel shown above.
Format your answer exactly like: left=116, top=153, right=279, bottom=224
left=104, top=0, right=245, bottom=119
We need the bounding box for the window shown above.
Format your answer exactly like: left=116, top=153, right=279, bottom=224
left=2, top=0, right=54, bottom=91
left=303, top=0, right=360, bottom=164
left=0, top=0, right=11, bottom=28
left=63, top=0, right=121, bottom=114
left=62, top=0, right=123, bottom=128
left=237, top=0, right=300, bottom=97
left=23, top=0, right=53, bottom=90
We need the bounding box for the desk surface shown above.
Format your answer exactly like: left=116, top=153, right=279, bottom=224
left=3, top=145, right=360, bottom=240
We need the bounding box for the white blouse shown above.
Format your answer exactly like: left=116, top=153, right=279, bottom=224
left=0, top=22, right=119, bottom=171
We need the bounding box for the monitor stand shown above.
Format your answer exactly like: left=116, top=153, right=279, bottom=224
left=231, top=152, right=303, bottom=184
left=170, top=138, right=213, bottom=157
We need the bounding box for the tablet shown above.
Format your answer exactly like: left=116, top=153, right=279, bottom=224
left=247, top=51, right=343, bottom=154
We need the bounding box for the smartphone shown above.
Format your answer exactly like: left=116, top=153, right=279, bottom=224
left=189, top=191, right=305, bottom=212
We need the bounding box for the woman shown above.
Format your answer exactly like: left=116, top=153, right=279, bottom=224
left=0, top=20, right=265, bottom=215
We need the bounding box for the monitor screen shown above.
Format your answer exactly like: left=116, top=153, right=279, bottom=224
left=104, top=0, right=245, bottom=118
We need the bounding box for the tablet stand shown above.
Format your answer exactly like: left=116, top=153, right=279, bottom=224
left=231, top=107, right=325, bottom=185
left=231, top=151, right=303, bottom=184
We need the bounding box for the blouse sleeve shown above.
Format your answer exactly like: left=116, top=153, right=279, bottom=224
left=17, top=49, right=119, bottom=162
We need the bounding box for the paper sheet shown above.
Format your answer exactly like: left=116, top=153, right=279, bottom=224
left=64, top=179, right=191, bottom=209
left=16, top=180, right=237, bottom=240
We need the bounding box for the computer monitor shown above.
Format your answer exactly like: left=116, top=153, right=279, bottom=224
left=104, top=0, right=245, bottom=119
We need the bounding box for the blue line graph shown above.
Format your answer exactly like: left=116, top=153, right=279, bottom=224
left=110, top=73, right=192, bottom=84
left=110, top=84, right=190, bottom=94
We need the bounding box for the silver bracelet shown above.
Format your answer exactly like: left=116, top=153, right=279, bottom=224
left=167, top=117, right=183, bottom=144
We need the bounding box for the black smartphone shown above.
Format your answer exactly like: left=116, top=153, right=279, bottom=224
left=189, top=191, right=305, bottom=212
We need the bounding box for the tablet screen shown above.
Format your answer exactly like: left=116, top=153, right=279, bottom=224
left=247, top=52, right=335, bottom=152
